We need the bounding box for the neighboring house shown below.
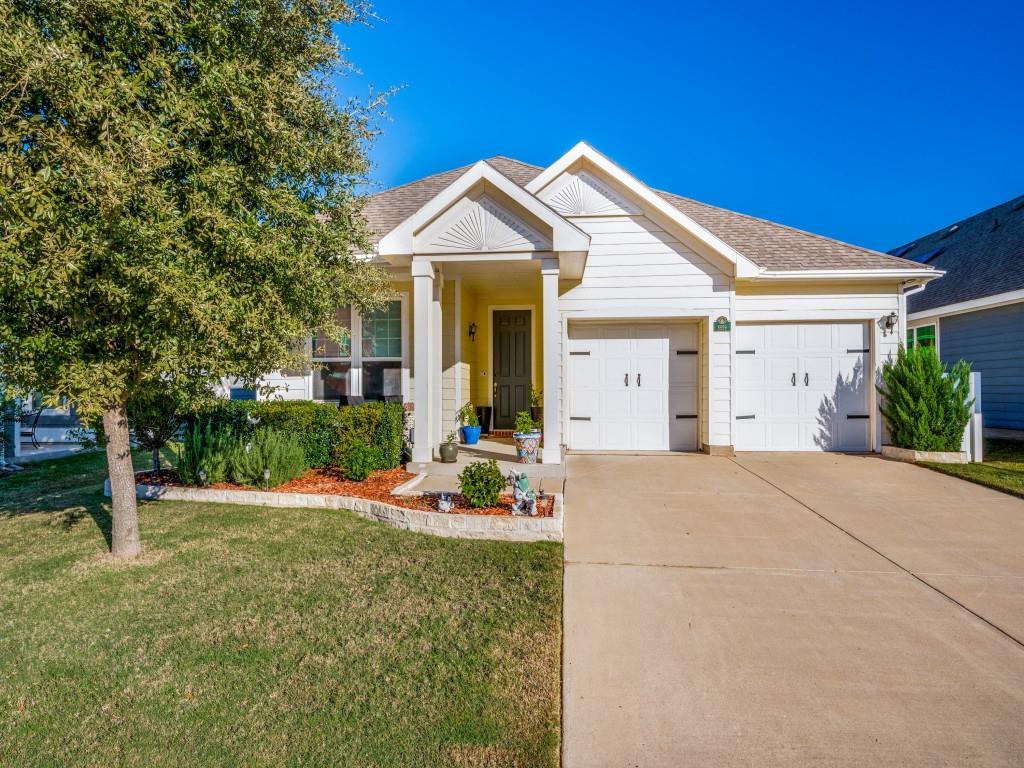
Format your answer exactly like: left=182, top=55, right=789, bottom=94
left=249, top=142, right=938, bottom=460
left=893, top=195, right=1024, bottom=430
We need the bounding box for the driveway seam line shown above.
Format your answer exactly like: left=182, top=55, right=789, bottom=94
left=564, top=560, right=900, bottom=575
left=729, top=458, right=1024, bottom=653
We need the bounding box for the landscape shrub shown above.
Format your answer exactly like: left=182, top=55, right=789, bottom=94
left=194, top=399, right=342, bottom=467
left=458, top=459, right=505, bottom=508
left=193, top=399, right=405, bottom=474
left=229, top=428, right=308, bottom=488
left=177, top=421, right=233, bottom=485
left=514, top=410, right=539, bottom=434
left=338, top=440, right=379, bottom=481
left=335, top=401, right=405, bottom=471
left=878, top=345, right=973, bottom=452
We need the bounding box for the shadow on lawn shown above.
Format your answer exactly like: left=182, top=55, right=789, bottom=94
left=0, top=452, right=114, bottom=548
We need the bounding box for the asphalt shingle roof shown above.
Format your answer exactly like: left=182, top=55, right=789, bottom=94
left=363, top=155, right=931, bottom=273
left=893, top=196, right=1024, bottom=314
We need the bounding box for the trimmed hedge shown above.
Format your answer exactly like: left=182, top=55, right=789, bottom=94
left=335, top=401, right=404, bottom=471
left=191, top=399, right=405, bottom=471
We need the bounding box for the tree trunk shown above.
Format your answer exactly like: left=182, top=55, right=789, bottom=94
left=103, top=403, right=141, bottom=560
left=152, top=447, right=161, bottom=476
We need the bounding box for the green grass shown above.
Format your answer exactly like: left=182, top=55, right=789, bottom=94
left=921, top=438, right=1024, bottom=498
left=0, top=450, right=562, bottom=767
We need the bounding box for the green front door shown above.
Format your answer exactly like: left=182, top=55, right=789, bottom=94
left=492, top=310, right=532, bottom=429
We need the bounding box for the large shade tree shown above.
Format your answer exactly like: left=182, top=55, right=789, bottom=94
left=0, top=0, right=390, bottom=558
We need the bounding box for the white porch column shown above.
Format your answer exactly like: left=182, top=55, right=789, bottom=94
left=541, top=258, right=562, bottom=464
left=431, top=270, right=444, bottom=447
left=412, top=261, right=435, bottom=463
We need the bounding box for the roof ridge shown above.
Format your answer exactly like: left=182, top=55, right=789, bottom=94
left=367, top=161, right=475, bottom=199
left=655, top=188, right=914, bottom=267
left=485, top=154, right=544, bottom=170
left=889, top=193, right=1024, bottom=251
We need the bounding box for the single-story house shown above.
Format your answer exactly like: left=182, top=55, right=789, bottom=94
left=247, top=142, right=939, bottom=462
left=895, top=195, right=1024, bottom=430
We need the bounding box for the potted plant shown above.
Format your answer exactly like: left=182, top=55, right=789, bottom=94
left=456, top=401, right=481, bottom=445
left=529, top=386, right=543, bottom=425
left=439, top=431, right=459, bottom=463
left=513, top=410, right=542, bottom=464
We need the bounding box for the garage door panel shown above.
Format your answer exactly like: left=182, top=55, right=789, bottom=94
left=736, top=322, right=869, bottom=452
left=569, top=418, right=599, bottom=450
left=736, top=356, right=764, bottom=384
left=736, top=389, right=763, bottom=418
left=600, top=421, right=631, bottom=449
left=800, top=324, right=833, bottom=351
left=768, top=357, right=799, bottom=387
left=768, top=324, right=800, bottom=350
left=568, top=323, right=698, bottom=452
left=768, top=422, right=800, bottom=451
left=769, top=389, right=800, bottom=419
left=837, top=322, right=869, bottom=350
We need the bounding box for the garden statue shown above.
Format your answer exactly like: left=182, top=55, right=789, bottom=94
left=507, top=470, right=538, bottom=516
left=437, top=492, right=454, bottom=514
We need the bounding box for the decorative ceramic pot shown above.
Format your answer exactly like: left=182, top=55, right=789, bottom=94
left=439, top=443, right=459, bottom=463
left=460, top=425, right=482, bottom=445
left=513, top=431, right=542, bottom=464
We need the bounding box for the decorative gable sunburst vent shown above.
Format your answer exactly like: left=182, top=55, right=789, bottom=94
left=426, top=196, right=549, bottom=252
left=541, top=170, right=640, bottom=217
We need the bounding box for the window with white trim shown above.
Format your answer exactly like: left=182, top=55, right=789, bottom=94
left=312, top=307, right=352, bottom=400
left=360, top=300, right=403, bottom=400
left=906, top=324, right=936, bottom=350
left=311, top=300, right=405, bottom=401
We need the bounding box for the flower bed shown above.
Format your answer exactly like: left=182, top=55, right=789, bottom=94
left=136, top=466, right=555, bottom=518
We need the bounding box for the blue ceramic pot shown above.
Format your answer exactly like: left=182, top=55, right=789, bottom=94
left=460, top=425, right=482, bottom=445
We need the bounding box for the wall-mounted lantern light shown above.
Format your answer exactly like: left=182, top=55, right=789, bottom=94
left=883, top=311, right=898, bottom=336
left=468, top=322, right=477, bottom=342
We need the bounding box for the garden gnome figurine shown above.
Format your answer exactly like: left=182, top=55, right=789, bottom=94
left=508, top=471, right=538, bottom=516
left=437, top=492, right=454, bottom=514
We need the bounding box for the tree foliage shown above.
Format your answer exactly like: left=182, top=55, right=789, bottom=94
left=878, top=345, right=973, bottom=452
left=0, top=0, right=390, bottom=556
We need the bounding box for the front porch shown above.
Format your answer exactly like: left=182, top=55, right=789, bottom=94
left=406, top=254, right=565, bottom=468
left=406, top=435, right=566, bottom=478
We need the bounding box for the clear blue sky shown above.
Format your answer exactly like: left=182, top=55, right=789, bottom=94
left=339, top=0, right=1023, bottom=251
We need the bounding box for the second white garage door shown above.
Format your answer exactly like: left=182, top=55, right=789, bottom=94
left=567, top=323, right=699, bottom=451
left=735, top=322, right=871, bottom=451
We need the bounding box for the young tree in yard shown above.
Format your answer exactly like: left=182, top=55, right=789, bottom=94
left=878, top=345, right=973, bottom=452
left=0, top=0, right=390, bottom=559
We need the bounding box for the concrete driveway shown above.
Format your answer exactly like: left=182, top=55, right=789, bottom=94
left=563, top=453, right=1024, bottom=768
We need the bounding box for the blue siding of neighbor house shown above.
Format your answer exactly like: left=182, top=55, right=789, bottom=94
left=939, top=302, right=1024, bottom=430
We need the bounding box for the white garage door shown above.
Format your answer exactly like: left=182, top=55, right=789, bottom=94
left=735, top=323, right=871, bottom=451
left=567, top=323, right=698, bottom=451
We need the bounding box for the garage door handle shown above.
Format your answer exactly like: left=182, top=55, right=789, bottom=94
left=804, top=372, right=809, bottom=386
left=791, top=372, right=796, bottom=386
left=636, top=373, right=641, bottom=387
left=624, top=372, right=629, bottom=387
left=570, top=416, right=591, bottom=421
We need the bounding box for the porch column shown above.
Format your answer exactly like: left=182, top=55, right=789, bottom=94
left=541, top=258, right=562, bottom=464
left=412, top=261, right=435, bottom=463
left=431, top=270, right=444, bottom=447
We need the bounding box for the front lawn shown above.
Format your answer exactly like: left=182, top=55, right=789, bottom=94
left=921, top=438, right=1024, bottom=498
left=0, top=451, right=562, bottom=767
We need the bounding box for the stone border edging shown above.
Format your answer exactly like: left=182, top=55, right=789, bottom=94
left=104, top=477, right=563, bottom=542
left=881, top=445, right=968, bottom=464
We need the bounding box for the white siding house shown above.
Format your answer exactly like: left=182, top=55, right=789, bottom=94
left=247, top=142, right=939, bottom=463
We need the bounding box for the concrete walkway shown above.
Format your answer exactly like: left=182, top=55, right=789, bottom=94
left=563, top=453, right=1024, bottom=768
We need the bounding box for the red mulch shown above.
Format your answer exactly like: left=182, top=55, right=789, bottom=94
left=138, top=466, right=554, bottom=517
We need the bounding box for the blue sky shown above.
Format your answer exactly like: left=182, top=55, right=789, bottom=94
left=339, top=0, right=1022, bottom=251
